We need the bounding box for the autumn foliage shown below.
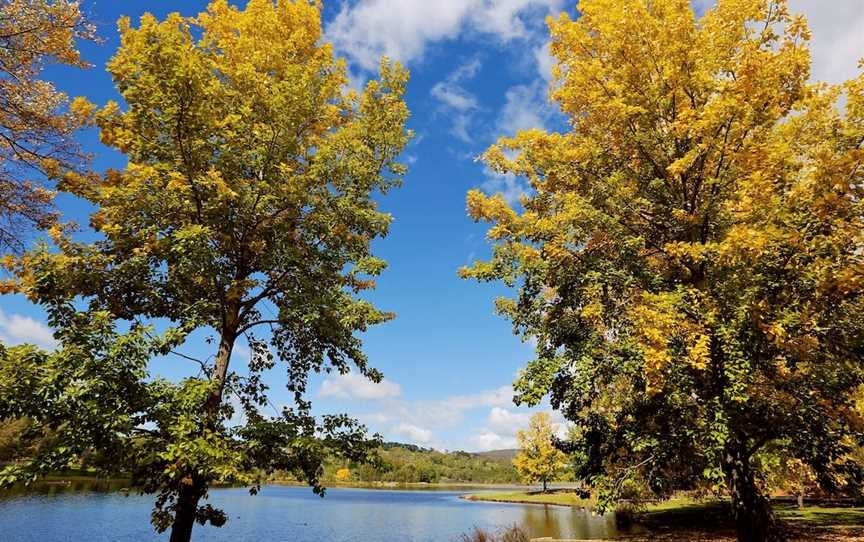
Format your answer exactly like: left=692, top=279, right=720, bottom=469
left=0, top=0, right=94, bottom=252
left=1, top=2, right=410, bottom=542
left=463, top=1, right=864, bottom=541
left=512, top=412, right=567, bottom=492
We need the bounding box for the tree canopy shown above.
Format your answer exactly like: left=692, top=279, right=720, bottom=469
left=0, top=0, right=94, bottom=252
left=0, top=1, right=410, bottom=541
left=462, top=1, right=864, bottom=540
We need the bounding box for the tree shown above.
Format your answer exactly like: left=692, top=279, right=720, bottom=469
left=513, top=412, right=566, bottom=492
left=754, top=442, right=817, bottom=508
left=0, top=416, right=31, bottom=461
left=0, top=1, right=410, bottom=541
left=0, top=0, right=94, bottom=253
left=461, top=1, right=864, bottom=541
left=335, top=467, right=351, bottom=483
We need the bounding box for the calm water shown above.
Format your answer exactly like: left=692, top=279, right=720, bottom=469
left=0, top=482, right=626, bottom=541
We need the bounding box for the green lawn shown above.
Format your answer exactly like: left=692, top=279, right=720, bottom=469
left=776, top=503, right=864, bottom=526
left=462, top=491, right=701, bottom=511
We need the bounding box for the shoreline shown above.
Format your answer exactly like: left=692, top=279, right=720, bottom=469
left=460, top=494, right=584, bottom=508
left=6, top=475, right=535, bottom=493
left=268, top=480, right=534, bottom=491
left=460, top=489, right=593, bottom=509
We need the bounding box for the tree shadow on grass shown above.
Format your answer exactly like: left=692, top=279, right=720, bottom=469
left=627, top=500, right=864, bottom=541
left=633, top=501, right=733, bottom=532
left=775, top=505, right=864, bottom=527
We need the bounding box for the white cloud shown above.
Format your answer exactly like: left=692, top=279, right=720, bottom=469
left=449, top=384, right=514, bottom=409
left=480, top=167, right=530, bottom=207
left=328, top=0, right=473, bottom=72
left=496, top=80, right=556, bottom=135
left=329, top=380, right=572, bottom=451
left=470, top=430, right=516, bottom=451
left=473, top=0, right=565, bottom=40
left=487, top=406, right=532, bottom=434
left=348, top=382, right=570, bottom=451
left=0, top=309, right=56, bottom=350
left=327, top=0, right=565, bottom=73
left=431, top=58, right=483, bottom=143
left=431, top=59, right=481, bottom=110
left=534, top=41, right=555, bottom=81
left=355, top=384, right=516, bottom=449
left=394, top=385, right=514, bottom=429
left=787, top=0, right=864, bottom=85
left=481, top=69, right=560, bottom=208
left=432, top=91, right=478, bottom=112
left=391, top=422, right=433, bottom=444
left=318, top=372, right=402, bottom=400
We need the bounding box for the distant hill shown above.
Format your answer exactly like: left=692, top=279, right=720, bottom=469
left=380, top=442, right=517, bottom=462
left=310, top=442, right=521, bottom=484
left=380, top=441, right=433, bottom=453
left=472, top=449, right=518, bottom=461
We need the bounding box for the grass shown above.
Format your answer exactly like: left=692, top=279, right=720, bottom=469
left=461, top=490, right=593, bottom=507
left=776, top=504, right=864, bottom=526
left=463, top=491, right=864, bottom=540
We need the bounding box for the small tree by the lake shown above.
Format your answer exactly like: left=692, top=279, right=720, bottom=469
left=462, top=0, right=864, bottom=541
left=513, top=412, right=566, bottom=493
left=335, top=468, right=352, bottom=483
left=0, top=1, right=410, bottom=542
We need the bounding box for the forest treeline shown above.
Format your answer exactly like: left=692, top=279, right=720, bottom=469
left=305, top=443, right=521, bottom=485
left=0, top=420, right=522, bottom=485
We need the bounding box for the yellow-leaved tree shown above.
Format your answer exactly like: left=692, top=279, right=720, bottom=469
left=0, top=2, right=410, bottom=542
left=335, top=468, right=352, bottom=483
left=462, top=1, right=864, bottom=541
left=513, top=412, right=567, bottom=492
left=0, top=0, right=94, bottom=252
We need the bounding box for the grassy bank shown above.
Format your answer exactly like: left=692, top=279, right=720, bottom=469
left=269, top=479, right=532, bottom=491
left=461, top=490, right=592, bottom=507
left=463, top=491, right=864, bottom=540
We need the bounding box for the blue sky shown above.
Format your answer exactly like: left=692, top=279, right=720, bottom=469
left=1, top=0, right=862, bottom=452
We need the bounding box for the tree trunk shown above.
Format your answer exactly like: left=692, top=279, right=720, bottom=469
left=797, top=493, right=804, bottom=509
left=542, top=478, right=547, bottom=493
left=724, top=443, right=781, bottom=542
left=169, top=484, right=202, bottom=542
left=205, top=309, right=239, bottom=415
left=169, top=305, right=239, bottom=542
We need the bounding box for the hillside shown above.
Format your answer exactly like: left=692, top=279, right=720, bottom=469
left=312, top=442, right=521, bottom=485
left=472, top=449, right=518, bottom=461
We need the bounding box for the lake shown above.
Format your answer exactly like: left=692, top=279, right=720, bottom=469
left=0, top=483, right=627, bottom=541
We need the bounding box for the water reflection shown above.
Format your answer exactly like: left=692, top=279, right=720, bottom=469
left=466, top=497, right=621, bottom=539
left=0, top=478, right=130, bottom=498
left=0, top=483, right=629, bottom=541
left=521, top=503, right=620, bottom=539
